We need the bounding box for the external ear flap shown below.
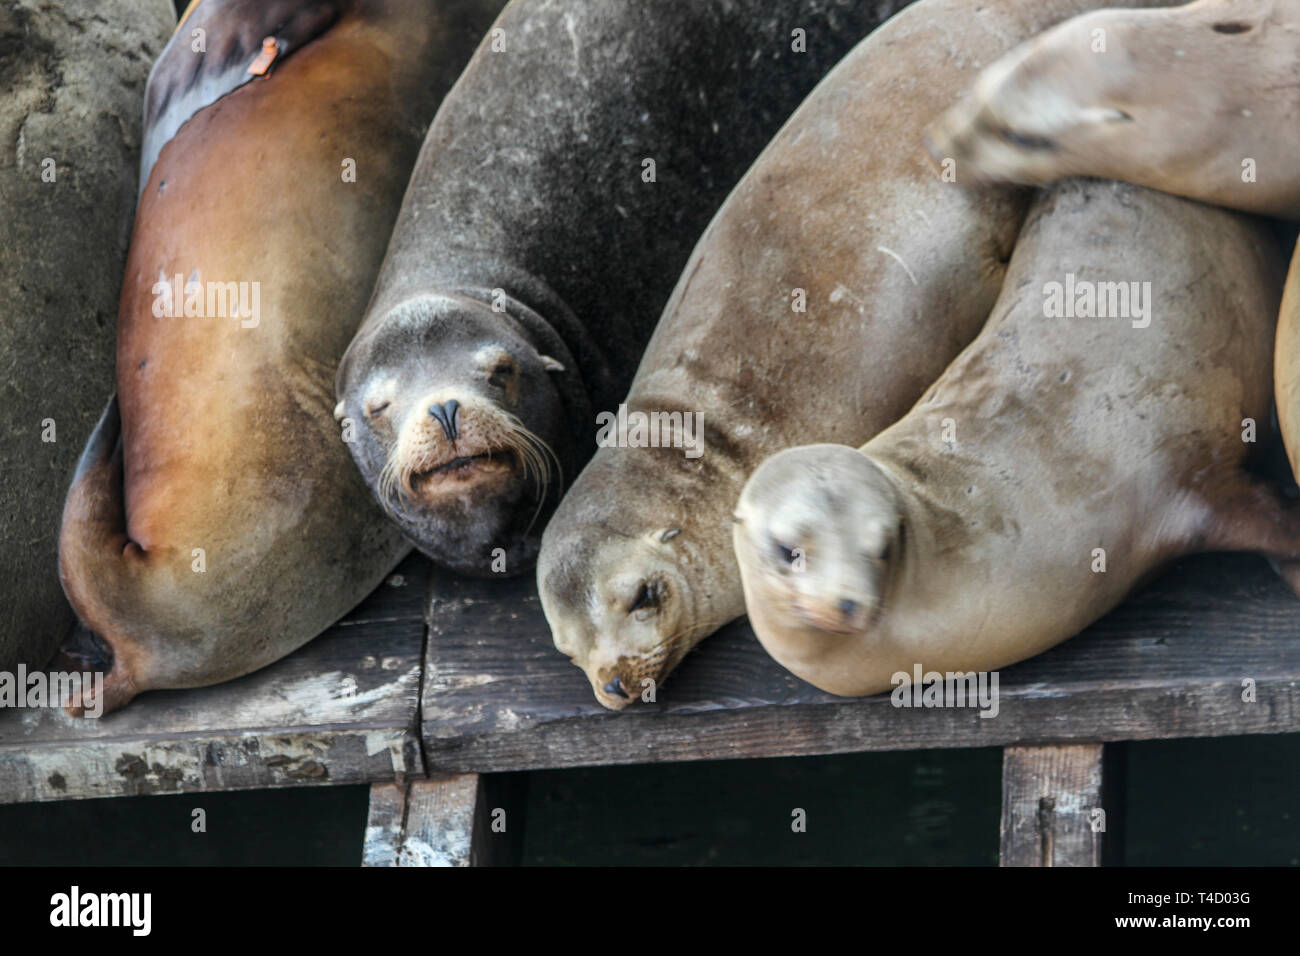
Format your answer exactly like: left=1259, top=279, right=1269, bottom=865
left=333, top=400, right=346, bottom=422
left=1078, top=106, right=1132, bottom=125
left=540, top=354, right=566, bottom=374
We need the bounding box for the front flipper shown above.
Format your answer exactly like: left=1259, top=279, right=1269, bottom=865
left=140, top=0, right=352, bottom=189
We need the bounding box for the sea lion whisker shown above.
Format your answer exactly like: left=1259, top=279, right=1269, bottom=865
left=501, top=414, right=563, bottom=534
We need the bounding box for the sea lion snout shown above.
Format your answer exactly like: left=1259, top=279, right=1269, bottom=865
left=793, top=594, right=874, bottom=636
left=589, top=651, right=675, bottom=711
left=427, top=400, right=460, bottom=440
left=385, top=390, right=522, bottom=497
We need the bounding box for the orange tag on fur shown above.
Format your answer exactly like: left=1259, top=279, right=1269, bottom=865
left=247, top=37, right=279, bottom=76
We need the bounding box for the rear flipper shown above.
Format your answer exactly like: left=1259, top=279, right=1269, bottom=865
left=1203, top=476, right=1300, bottom=600
left=50, top=625, right=138, bottom=718
left=1270, top=559, right=1300, bottom=599
left=57, top=396, right=144, bottom=717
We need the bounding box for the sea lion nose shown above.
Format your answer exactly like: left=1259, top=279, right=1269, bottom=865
left=838, top=598, right=860, bottom=618
left=427, top=400, right=460, bottom=440
left=603, top=676, right=628, bottom=699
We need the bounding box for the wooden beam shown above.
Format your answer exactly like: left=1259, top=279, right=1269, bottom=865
left=361, top=781, right=408, bottom=867
left=999, top=743, right=1123, bottom=866
left=0, top=555, right=429, bottom=804
left=423, top=553, right=1300, bottom=772
left=362, top=772, right=525, bottom=866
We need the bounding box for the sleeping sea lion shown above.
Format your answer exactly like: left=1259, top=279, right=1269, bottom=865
left=333, top=0, right=912, bottom=575
left=536, top=0, right=1171, bottom=710
left=57, top=0, right=504, bottom=715
left=734, top=180, right=1296, bottom=696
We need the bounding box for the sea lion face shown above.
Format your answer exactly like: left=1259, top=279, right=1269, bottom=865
left=337, top=295, right=570, bottom=574
left=539, top=526, right=695, bottom=711
left=924, top=13, right=1134, bottom=185
left=734, top=445, right=899, bottom=642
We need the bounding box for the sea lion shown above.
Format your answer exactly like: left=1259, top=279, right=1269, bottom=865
left=919, top=0, right=1300, bottom=499
left=924, top=0, right=1300, bottom=217
left=537, top=0, right=1170, bottom=711
left=0, top=0, right=174, bottom=674
left=56, top=0, right=504, bottom=715
left=1277, top=250, right=1300, bottom=485
left=334, top=0, right=911, bottom=576
left=733, top=180, right=1296, bottom=697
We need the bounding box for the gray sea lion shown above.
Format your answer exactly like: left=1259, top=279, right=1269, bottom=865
left=56, top=0, right=503, bottom=715
left=734, top=180, right=1296, bottom=696
left=0, top=0, right=174, bottom=674
left=537, top=0, right=1169, bottom=710
left=334, top=0, right=911, bottom=575
left=924, top=0, right=1300, bottom=217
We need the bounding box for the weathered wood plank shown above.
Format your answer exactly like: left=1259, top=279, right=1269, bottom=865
left=363, top=772, right=524, bottom=866
left=362, top=781, right=407, bottom=867
left=0, top=554, right=430, bottom=804
left=422, top=554, right=1300, bottom=772
left=999, top=744, right=1114, bottom=866
left=401, top=774, right=479, bottom=866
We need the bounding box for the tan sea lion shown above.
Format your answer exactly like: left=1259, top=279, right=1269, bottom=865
left=734, top=180, right=1296, bottom=696
left=922, top=0, right=1300, bottom=537
left=1278, top=251, right=1300, bottom=485
left=56, top=0, right=504, bottom=715
left=0, top=0, right=174, bottom=674
left=924, top=0, right=1300, bottom=217
left=333, top=0, right=911, bottom=576
left=537, top=0, right=1172, bottom=710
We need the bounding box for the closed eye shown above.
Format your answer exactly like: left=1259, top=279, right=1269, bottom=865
left=998, top=128, right=1056, bottom=151
left=366, top=401, right=391, bottom=418
left=488, top=362, right=515, bottom=389
left=774, top=542, right=797, bottom=564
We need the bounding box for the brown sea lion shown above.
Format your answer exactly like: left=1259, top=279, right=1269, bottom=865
left=0, top=0, right=174, bottom=674
left=333, top=0, right=912, bottom=576
left=57, top=0, right=504, bottom=715
left=734, top=180, right=1296, bottom=696
left=537, top=0, right=1172, bottom=710
left=924, top=0, right=1300, bottom=217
